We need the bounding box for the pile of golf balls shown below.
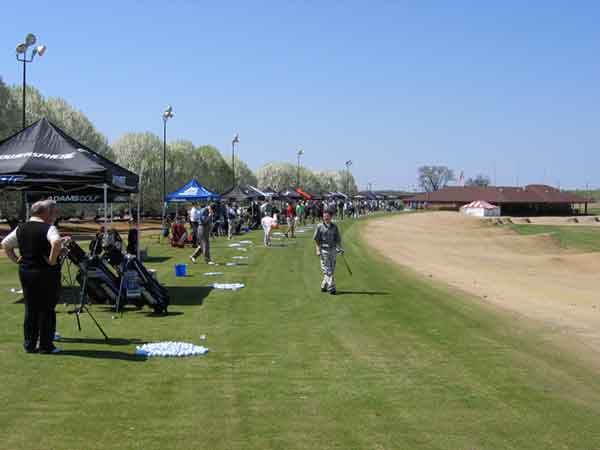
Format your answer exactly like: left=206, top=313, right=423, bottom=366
left=135, top=341, right=209, bottom=357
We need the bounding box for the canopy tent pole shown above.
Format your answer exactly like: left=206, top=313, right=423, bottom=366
left=160, top=200, right=167, bottom=243
left=103, top=183, right=108, bottom=228
left=137, top=164, right=144, bottom=261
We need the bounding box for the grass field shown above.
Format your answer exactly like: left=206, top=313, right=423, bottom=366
left=509, top=223, right=600, bottom=251
left=2, top=216, right=600, bottom=449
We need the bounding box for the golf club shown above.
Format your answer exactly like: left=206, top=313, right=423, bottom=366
left=337, top=247, right=353, bottom=276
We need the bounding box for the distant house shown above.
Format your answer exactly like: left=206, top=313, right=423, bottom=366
left=404, top=185, right=589, bottom=215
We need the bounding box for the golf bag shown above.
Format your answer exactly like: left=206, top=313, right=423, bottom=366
left=65, top=240, right=169, bottom=314
left=66, top=240, right=122, bottom=305
left=121, top=255, right=169, bottom=314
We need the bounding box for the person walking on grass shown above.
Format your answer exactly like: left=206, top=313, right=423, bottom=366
left=189, top=202, right=200, bottom=247
left=227, top=203, right=237, bottom=240
left=314, top=209, right=341, bottom=295
left=296, top=201, right=306, bottom=227
left=190, top=204, right=214, bottom=264
left=285, top=201, right=296, bottom=238
left=261, top=213, right=278, bottom=247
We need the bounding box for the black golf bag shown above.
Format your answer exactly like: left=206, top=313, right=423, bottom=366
left=122, top=255, right=169, bottom=314
left=65, top=240, right=169, bottom=314
left=66, top=240, right=122, bottom=305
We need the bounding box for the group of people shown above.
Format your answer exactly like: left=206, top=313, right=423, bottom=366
left=1, top=192, right=397, bottom=355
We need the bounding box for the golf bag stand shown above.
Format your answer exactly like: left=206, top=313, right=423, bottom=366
left=74, top=260, right=109, bottom=340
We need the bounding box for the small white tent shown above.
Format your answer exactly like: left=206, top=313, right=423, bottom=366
left=460, top=200, right=501, bottom=217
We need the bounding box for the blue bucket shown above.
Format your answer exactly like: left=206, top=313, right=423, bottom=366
left=174, top=264, right=187, bottom=277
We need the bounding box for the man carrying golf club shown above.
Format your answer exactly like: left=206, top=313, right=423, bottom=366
left=314, top=208, right=341, bottom=295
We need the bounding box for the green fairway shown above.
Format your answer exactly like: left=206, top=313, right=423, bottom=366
left=509, top=223, right=600, bottom=251
left=2, top=216, right=600, bottom=450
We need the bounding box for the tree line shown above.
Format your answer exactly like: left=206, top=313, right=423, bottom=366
left=0, top=77, right=358, bottom=216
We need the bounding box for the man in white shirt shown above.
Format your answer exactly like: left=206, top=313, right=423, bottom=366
left=189, top=203, right=200, bottom=247
left=2, top=200, right=69, bottom=354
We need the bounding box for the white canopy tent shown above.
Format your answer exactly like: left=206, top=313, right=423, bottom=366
left=460, top=200, right=501, bottom=217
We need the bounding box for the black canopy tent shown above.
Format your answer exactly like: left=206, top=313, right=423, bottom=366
left=279, top=187, right=302, bottom=201
left=0, top=118, right=139, bottom=224
left=220, top=185, right=257, bottom=202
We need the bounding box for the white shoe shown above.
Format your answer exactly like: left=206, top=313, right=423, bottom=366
left=190, top=256, right=197, bottom=264
left=53, top=332, right=61, bottom=341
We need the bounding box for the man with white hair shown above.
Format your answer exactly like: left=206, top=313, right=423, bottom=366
left=1, top=199, right=68, bottom=354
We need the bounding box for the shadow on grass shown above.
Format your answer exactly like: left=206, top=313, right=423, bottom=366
left=143, top=256, right=172, bottom=263
left=60, top=349, right=147, bottom=362
left=59, top=337, right=145, bottom=345
left=168, top=286, right=213, bottom=306
left=140, top=310, right=184, bottom=317
left=335, top=290, right=390, bottom=296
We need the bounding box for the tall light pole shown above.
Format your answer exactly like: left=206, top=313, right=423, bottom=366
left=161, top=105, right=174, bottom=238
left=16, top=33, right=46, bottom=220
left=296, top=148, right=304, bottom=187
left=232, top=133, right=239, bottom=188
left=16, top=33, right=47, bottom=129
left=345, top=160, right=353, bottom=195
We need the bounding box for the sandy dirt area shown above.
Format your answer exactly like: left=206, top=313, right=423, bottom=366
left=365, top=212, right=600, bottom=364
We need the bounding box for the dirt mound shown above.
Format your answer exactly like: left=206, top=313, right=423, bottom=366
left=365, top=212, right=600, bottom=364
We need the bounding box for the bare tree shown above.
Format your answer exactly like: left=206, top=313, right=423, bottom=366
left=418, top=166, right=455, bottom=192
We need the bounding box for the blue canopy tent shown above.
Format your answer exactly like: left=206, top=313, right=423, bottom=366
left=165, top=179, right=220, bottom=203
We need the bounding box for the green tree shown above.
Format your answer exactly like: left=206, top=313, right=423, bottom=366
left=0, top=77, right=21, bottom=140
left=226, top=155, right=258, bottom=189
left=8, top=85, right=113, bottom=158
left=256, top=162, right=296, bottom=191
left=112, top=132, right=163, bottom=214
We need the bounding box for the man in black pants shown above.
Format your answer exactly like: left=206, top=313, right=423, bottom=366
left=2, top=199, right=67, bottom=354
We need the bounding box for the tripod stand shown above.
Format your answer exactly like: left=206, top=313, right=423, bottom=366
left=72, top=260, right=109, bottom=340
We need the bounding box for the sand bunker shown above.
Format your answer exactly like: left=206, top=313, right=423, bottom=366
left=365, top=212, right=600, bottom=362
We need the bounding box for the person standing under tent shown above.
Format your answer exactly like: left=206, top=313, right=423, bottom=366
left=1, top=200, right=69, bottom=354
left=313, top=209, right=341, bottom=295
left=190, top=204, right=214, bottom=264
left=170, top=217, right=188, bottom=248
left=189, top=202, right=200, bottom=247
left=260, top=199, right=273, bottom=218
left=226, top=203, right=237, bottom=240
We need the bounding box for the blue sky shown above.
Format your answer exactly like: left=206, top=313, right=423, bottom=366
left=1, top=1, right=599, bottom=190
